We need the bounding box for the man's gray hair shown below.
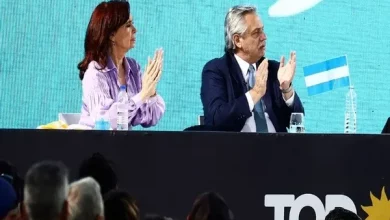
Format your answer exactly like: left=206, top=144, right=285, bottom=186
left=24, top=161, right=69, bottom=220
left=68, top=177, right=104, bottom=220
left=224, top=5, right=257, bottom=52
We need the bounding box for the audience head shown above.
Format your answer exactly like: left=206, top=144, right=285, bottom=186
left=0, top=178, right=18, bottom=220
left=224, top=5, right=266, bottom=63
left=104, top=190, right=140, bottom=220
left=144, top=214, right=173, bottom=220
left=0, top=160, right=24, bottom=202
left=68, top=177, right=104, bottom=220
left=187, top=192, right=234, bottom=220
left=325, top=208, right=362, bottom=220
left=78, top=153, right=118, bottom=195
left=77, top=0, right=135, bottom=80
left=24, top=161, right=69, bottom=220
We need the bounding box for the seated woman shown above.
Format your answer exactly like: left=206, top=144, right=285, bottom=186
left=187, top=192, right=234, bottom=220
left=104, top=190, right=140, bottom=220
left=78, top=0, right=165, bottom=129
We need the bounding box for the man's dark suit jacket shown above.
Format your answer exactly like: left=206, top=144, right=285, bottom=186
left=382, top=118, right=390, bottom=134
left=201, top=52, right=304, bottom=132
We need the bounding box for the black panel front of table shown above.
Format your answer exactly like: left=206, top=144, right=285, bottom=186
left=1, top=130, right=389, bottom=220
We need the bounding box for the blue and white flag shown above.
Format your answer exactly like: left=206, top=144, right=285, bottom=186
left=303, top=55, right=350, bottom=96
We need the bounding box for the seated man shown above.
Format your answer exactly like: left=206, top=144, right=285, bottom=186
left=201, top=5, right=304, bottom=132
left=0, top=160, right=24, bottom=203
left=23, top=161, right=69, bottom=220
left=0, top=178, right=18, bottom=220
left=68, top=177, right=104, bottom=220
left=382, top=117, right=390, bottom=133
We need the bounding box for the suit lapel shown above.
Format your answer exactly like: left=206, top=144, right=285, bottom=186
left=226, top=52, right=247, bottom=93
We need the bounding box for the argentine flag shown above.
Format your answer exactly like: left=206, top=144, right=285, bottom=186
left=303, top=55, right=350, bottom=96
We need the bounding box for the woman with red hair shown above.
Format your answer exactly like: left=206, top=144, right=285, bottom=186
left=78, top=0, right=165, bottom=129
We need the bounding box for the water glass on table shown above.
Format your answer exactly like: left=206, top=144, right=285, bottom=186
left=289, top=113, right=305, bottom=133
left=95, top=109, right=111, bottom=130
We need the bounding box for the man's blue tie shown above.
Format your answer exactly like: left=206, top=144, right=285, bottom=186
left=247, top=65, right=268, bottom=133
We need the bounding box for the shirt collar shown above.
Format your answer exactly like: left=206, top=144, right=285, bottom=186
left=106, top=56, right=131, bottom=74
left=105, top=56, right=132, bottom=88
left=234, top=54, right=256, bottom=77
left=106, top=56, right=116, bottom=71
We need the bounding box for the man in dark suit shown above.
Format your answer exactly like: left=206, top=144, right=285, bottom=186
left=201, top=5, right=304, bottom=132
left=382, top=117, right=390, bottom=134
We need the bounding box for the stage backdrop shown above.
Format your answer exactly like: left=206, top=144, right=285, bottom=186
left=0, top=0, right=389, bottom=133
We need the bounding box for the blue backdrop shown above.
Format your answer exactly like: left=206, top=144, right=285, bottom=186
left=1, top=0, right=388, bottom=133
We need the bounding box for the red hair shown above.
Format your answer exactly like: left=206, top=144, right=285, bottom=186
left=77, top=1, right=130, bottom=80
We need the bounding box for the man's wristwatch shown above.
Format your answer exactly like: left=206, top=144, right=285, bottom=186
left=281, top=83, right=293, bottom=93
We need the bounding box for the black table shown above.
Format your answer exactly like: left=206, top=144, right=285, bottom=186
left=1, top=129, right=389, bottom=220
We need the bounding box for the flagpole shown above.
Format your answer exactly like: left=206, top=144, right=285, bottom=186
left=346, top=55, right=354, bottom=105
left=344, top=54, right=357, bottom=133
left=345, top=54, right=353, bottom=89
left=345, top=54, right=354, bottom=107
